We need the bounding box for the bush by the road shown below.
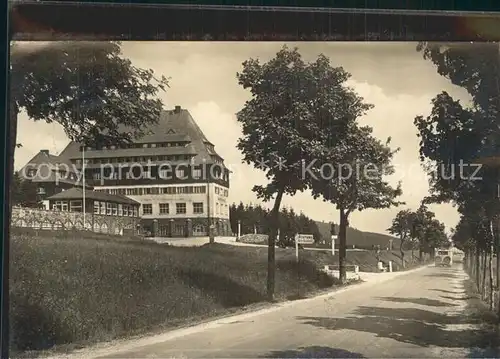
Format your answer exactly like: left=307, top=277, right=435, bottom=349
left=10, top=234, right=340, bottom=355
left=237, top=233, right=268, bottom=243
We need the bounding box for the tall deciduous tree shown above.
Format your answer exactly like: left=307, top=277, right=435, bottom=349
left=416, top=41, right=500, bottom=310
left=9, top=41, right=168, bottom=184
left=388, top=209, right=415, bottom=268
left=236, top=46, right=356, bottom=299
left=310, top=124, right=403, bottom=283
left=412, top=204, right=437, bottom=261
left=11, top=171, right=42, bottom=208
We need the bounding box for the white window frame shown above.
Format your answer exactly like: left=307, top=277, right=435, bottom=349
left=176, top=203, right=186, bottom=214
left=193, top=202, right=204, bottom=214
left=142, top=204, right=153, bottom=215
left=159, top=203, right=169, bottom=215
left=70, top=200, right=82, bottom=212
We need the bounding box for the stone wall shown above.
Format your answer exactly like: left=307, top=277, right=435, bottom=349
left=11, top=206, right=140, bottom=236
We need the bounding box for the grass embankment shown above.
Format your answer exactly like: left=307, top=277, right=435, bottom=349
left=10, top=233, right=341, bottom=355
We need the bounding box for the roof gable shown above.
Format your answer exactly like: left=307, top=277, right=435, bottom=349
left=57, top=107, right=226, bottom=167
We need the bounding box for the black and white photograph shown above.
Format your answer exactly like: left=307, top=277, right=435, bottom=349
left=8, top=40, right=500, bottom=358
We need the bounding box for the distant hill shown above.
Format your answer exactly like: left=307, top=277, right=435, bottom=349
left=315, top=221, right=400, bottom=250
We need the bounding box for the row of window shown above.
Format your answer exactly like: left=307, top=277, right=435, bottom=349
left=51, top=200, right=139, bottom=217
left=27, top=168, right=79, bottom=181
left=97, top=186, right=228, bottom=197
left=80, top=142, right=188, bottom=152
left=74, top=154, right=193, bottom=165
left=216, top=203, right=229, bottom=216
left=141, top=202, right=229, bottom=216
left=142, top=202, right=204, bottom=215
left=215, top=187, right=229, bottom=197
left=91, top=167, right=228, bottom=182
left=96, top=185, right=208, bottom=196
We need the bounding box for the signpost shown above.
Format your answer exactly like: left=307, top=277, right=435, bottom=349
left=295, top=233, right=314, bottom=261
left=331, top=235, right=338, bottom=255
left=330, top=222, right=337, bottom=256
left=294, top=233, right=314, bottom=298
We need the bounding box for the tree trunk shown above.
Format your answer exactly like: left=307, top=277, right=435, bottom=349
left=419, top=247, right=423, bottom=263
left=5, top=97, right=17, bottom=359
left=489, top=218, right=500, bottom=312
left=338, top=210, right=348, bottom=284
left=490, top=245, right=494, bottom=310
left=400, top=238, right=405, bottom=269
left=482, top=250, right=488, bottom=300
left=475, top=249, right=481, bottom=291
left=493, top=221, right=500, bottom=315
left=9, top=101, right=18, bottom=200
left=266, top=186, right=285, bottom=302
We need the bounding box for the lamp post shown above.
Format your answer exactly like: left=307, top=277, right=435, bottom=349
left=237, top=219, right=241, bottom=240
left=206, top=164, right=214, bottom=243
left=330, top=222, right=337, bottom=256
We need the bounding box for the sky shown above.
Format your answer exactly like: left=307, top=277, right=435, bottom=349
left=14, top=42, right=473, bottom=235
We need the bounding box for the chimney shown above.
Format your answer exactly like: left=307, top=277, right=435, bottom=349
left=174, top=105, right=181, bottom=113
left=40, top=149, right=49, bottom=156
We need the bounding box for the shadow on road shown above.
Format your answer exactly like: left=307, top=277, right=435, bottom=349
left=441, top=295, right=477, bottom=301
left=430, top=289, right=466, bottom=294
left=297, top=309, right=494, bottom=349
left=261, top=346, right=366, bottom=358
left=297, top=284, right=499, bottom=351
left=375, top=296, right=458, bottom=307
left=424, top=273, right=461, bottom=279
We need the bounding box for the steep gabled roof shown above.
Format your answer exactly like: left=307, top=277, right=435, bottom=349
left=58, top=107, right=226, bottom=166
left=23, top=150, right=59, bottom=166
left=18, top=150, right=89, bottom=186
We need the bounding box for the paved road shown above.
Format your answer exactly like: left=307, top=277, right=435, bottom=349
left=72, top=264, right=498, bottom=358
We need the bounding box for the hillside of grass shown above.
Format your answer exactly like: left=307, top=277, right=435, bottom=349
left=10, top=233, right=341, bottom=356
left=315, top=221, right=401, bottom=249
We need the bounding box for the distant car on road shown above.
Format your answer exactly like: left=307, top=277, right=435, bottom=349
left=434, top=248, right=453, bottom=267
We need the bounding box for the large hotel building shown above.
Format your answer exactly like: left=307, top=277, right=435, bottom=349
left=19, top=106, right=231, bottom=237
